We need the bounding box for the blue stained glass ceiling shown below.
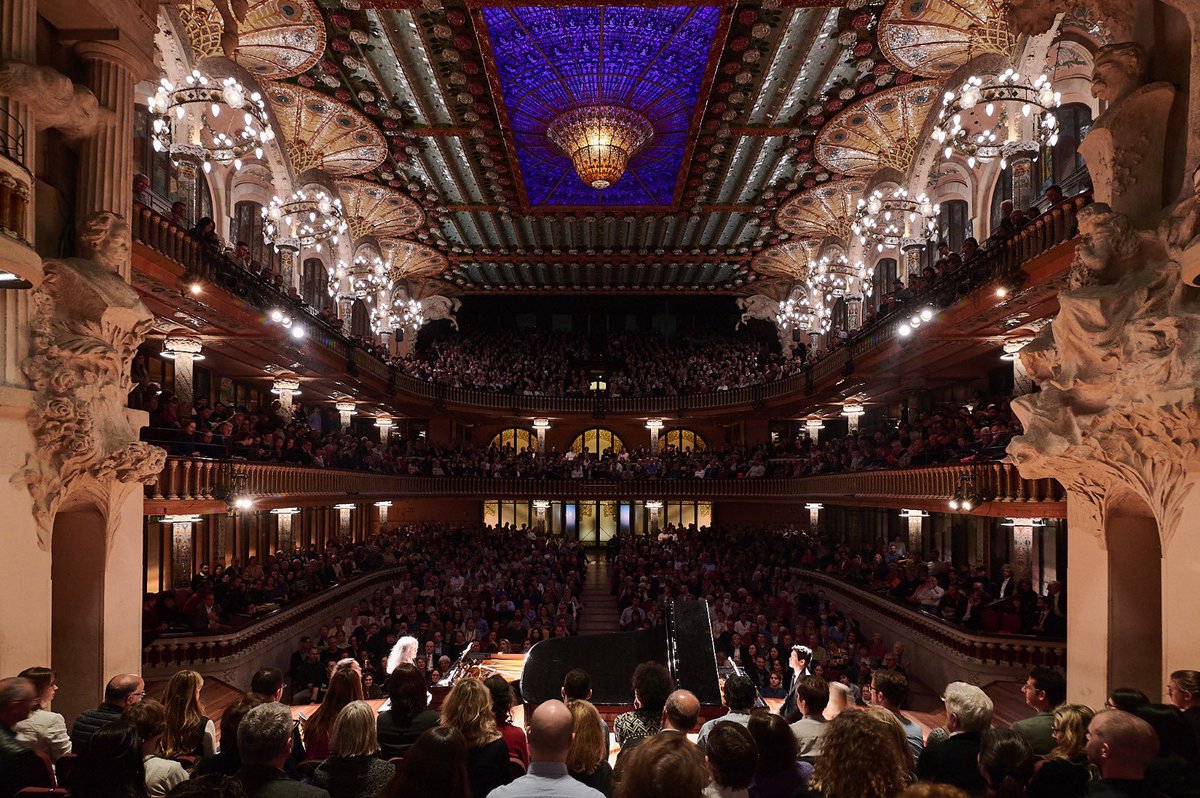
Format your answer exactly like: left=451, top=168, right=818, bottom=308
left=481, top=5, right=722, bottom=207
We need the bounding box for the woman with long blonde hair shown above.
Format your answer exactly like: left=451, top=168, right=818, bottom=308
left=809, top=710, right=910, bottom=798
left=566, top=700, right=612, bottom=797
left=439, top=678, right=511, bottom=798
left=313, top=701, right=396, bottom=798
left=1029, top=704, right=1096, bottom=798
left=160, top=670, right=216, bottom=759
left=303, top=667, right=364, bottom=761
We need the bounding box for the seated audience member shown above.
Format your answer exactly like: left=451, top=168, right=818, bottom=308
left=824, top=682, right=854, bottom=720
left=1029, top=705, right=1095, bottom=798
left=0, top=677, right=51, bottom=798
left=703, top=721, right=758, bottom=798
left=746, top=714, right=811, bottom=798
left=376, top=665, right=438, bottom=760
left=662, top=690, right=702, bottom=736
left=488, top=700, right=603, bottom=798
left=198, top=695, right=266, bottom=776
left=614, top=662, right=674, bottom=747
left=1107, top=688, right=1151, bottom=714
left=72, top=673, right=145, bottom=755
left=566, top=700, right=613, bottom=797
left=916, top=682, right=994, bottom=792
left=236, top=703, right=330, bottom=798
left=13, top=666, right=71, bottom=761
left=789, top=676, right=829, bottom=761
left=1132, top=703, right=1200, bottom=798
left=1084, top=710, right=1161, bottom=798
left=484, top=674, right=529, bottom=771
left=167, top=774, right=248, bottom=798
left=698, top=675, right=756, bottom=752
left=250, top=668, right=286, bottom=704
left=1167, top=670, right=1200, bottom=742
left=302, top=668, right=363, bottom=761
left=71, top=722, right=146, bottom=798
left=616, top=733, right=709, bottom=798
left=1014, top=667, right=1068, bottom=757
left=869, top=670, right=924, bottom=760
left=863, top=706, right=917, bottom=776
left=808, top=711, right=911, bottom=798
left=979, top=729, right=1035, bottom=798
left=313, top=702, right=395, bottom=798
left=438, top=678, right=511, bottom=798
left=162, top=670, right=218, bottom=759
left=563, top=669, right=610, bottom=752
left=896, top=786, right=970, bottom=798
left=379, top=727, right=471, bottom=798
left=125, top=699, right=190, bottom=797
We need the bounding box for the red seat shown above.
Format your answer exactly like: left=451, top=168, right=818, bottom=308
left=54, top=754, right=78, bottom=787
left=16, top=790, right=70, bottom=798
left=1001, top=613, right=1023, bottom=634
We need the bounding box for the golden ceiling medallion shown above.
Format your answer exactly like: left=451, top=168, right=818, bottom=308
left=752, top=241, right=819, bottom=281
left=336, top=178, right=425, bottom=241
left=877, top=0, right=1015, bottom=78
left=813, top=82, right=941, bottom=176
left=265, top=83, right=387, bottom=177
left=775, top=178, right=868, bottom=241
left=382, top=239, right=449, bottom=281
left=179, top=0, right=326, bottom=79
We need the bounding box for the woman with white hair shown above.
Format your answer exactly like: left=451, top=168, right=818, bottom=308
left=915, top=681, right=994, bottom=792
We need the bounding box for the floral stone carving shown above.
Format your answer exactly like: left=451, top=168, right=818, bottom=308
left=1007, top=203, right=1200, bottom=546
left=12, top=212, right=166, bottom=549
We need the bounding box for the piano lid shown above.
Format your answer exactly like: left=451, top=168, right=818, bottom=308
left=520, top=598, right=721, bottom=706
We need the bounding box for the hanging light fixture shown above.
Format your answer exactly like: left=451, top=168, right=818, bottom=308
left=546, top=105, right=654, bottom=189
left=809, top=254, right=874, bottom=304
left=148, top=69, right=274, bottom=173
left=264, top=189, right=347, bottom=252
left=932, top=69, right=1060, bottom=168
left=852, top=188, right=939, bottom=253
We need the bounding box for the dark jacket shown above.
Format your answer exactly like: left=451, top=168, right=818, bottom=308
left=312, top=755, right=395, bottom=798
left=69, top=703, right=124, bottom=756
left=0, top=724, right=51, bottom=798
left=1030, top=757, right=1091, bottom=798
left=916, top=731, right=986, bottom=792
left=466, top=738, right=511, bottom=798
left=376, top=709, right=438, bottom=760
left=237, top=763, right=331, bottom=798
left=571, top=761, right=614, bottom=798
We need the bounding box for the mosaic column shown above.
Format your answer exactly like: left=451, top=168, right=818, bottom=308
left=338, top=295, right=354, bottom=336
left=274, top=508, right=298, bottom=555
left=75, top=42, right=142, bottom=282
left=646, top=418, right=663, bottom=451
left=273, top=377, right=299, bottom=416
left=335, top=504, right=353, bottom=543
left=805, top=502, right=822, bottom=530
left=163, top=335, right=203, bottom=419
left=532, top=418, right=550, bottom=451
left=336, top=401, right=356, bottom=432
left=168, top=517, right=196, bottom=589
left=901, top=509, right=926, bottom=557
left=1010, top=520, right=1035, bottom=583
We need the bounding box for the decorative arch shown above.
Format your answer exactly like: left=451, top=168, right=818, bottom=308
left=570, top=427, right=624, bottom=455
left=350, top=298, right=371, bottom=338
left=658, top=428, right=706, bottom=453
left=301, top=257, right=330, bottom=309
left=489, top=427, right=537, bottom=453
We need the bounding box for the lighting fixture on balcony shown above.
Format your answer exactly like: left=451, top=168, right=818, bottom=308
left=533, top=500, right=550, bottom=513
left=233, top=497, right=253, bottom=511
left=335, top=401, right=357, bottom=414
left=160, top=514, right=203, bottom=524
left=148, top=70, right=274, bottom=173
left=374, top=416, right=394, bottom=429
left=932, top=69, right=1060, bottom=168
left=645, top=500, right=663, bottom=512
left=264, top=188, right=347, bottom=252
left=852, top=188, right=938, bottom=253
left=270, top=507, right=300, bottom=515
left=160, top=335, right=204, bottom=361
left=532, top=418, right=551, bottom=432
left=271, top=377, right=301, bottom=396
left=948, top=473, right=981, bottom=512
left=546, top=104, right=654, bottom=189
left=810, top=255, right=873, bottom=303
left=645, top=419, right=664, bottom=432
left=1001, top=517, right=1047, bottom=527
left=898, top=509, right=930, bottom=519
left=897, top=306, right=935, bottom=338
left=334, top=503, right=356, bottom=510
left=375, top=501, right=392, bottom=510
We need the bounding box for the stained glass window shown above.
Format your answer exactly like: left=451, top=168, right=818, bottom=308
left=490, top=427, right=537, bottom=453
left=571, top=428, right=624, bottom=454
left=659, top=429, right=706, bottom=452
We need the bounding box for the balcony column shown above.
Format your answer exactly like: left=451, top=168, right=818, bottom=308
left=805, top=502, right=822, bottom=532
left=162, top=335, right=203, bottom=419
left=533, top=500, right=549, bottom=533
left=1005, top=518, right=1037, bottom=583
left=162, top=515, right=198, bottom=589
left=645, top=418, right=663, bottom=451
left=1005, top=142, right=1040, bottom=214
left=532, top=418, right=550, bottom=452
left=842, top=403, right=864, bottom=433
left=375, top=501, right=391, bottom=533
left=334, top=504, right=353, bottom=543
left=272, top=377, right=299, bottom=416
left=375, top=416, right=393, bottom=445
left=75, top=42, right=146, bottom=283
left=272, top=508, right=298, bottom=555
left=338, top=295, right=354, bottom=335
left=805, top=418, right=824, bottom=445
left=335, top=401, right=356, bottom=432
left=900, top=509, right=927, bottom=558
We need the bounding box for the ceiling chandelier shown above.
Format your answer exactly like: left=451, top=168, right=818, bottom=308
left=546, top=104, right=654, bottom=190
left=342, top=253, right=387, bottom=299
left=148, top=70, right=274, bottom=173
left=932, top=69, right=1060, bottom=168
left=778, top=293, right=829, bottom=335
left=809, top=255, right=873, bottom=303
left=852, top=188, right=939, bottom=253
left=263, top=188, right=347, bottom=253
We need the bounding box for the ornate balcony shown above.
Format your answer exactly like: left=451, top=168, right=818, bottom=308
left=146, top=457, right=1064, bottom=517
left=0, top=111, right=41, bottom=287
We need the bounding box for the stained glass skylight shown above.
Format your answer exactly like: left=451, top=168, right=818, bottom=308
left=481, top=5, right=722, bottom=207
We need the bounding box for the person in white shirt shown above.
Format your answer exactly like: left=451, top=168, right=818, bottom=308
left=13, top=667, right=71, bottom=761
left=124, top=699, right=189, bottom=798
left=907, top=577, right=946, bottom=612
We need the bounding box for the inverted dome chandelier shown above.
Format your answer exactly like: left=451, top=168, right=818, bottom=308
left=263, top=188, right=347, bottom=253
left=852, top=188, right=939, bottom=253
left=810, top=255, right=873, bottom=303
left=546, top=104, right=654, bottom=190
left=148, top=70, right=274, bottom=173
left=932, top=69, right=1060, bottom=168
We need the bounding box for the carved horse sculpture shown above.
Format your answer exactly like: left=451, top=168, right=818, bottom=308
left=736, top=295, right=781, bottom=329
left=421, top=295, right=461, bottom=330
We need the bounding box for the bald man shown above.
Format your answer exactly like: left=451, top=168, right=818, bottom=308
left=70, top=673, right=144, bottom=755
left=662, top=690, right=701, bottom=736
left=486, top=700, right=603, bottom=798
left=1085, top=710, right=1160, bottom=797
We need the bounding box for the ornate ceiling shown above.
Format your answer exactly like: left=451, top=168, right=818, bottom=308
left=206, top=0, right=1017, bottom=292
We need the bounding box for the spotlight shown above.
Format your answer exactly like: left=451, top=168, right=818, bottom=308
left=234, top=497, right=252, bottom=510
left=188, top=282, right=202, bottom=295
left=995, top=287, right=1008, bottom=299
left=270, top=309, right=283, bottom=323
left=290, top=325, right=305, bottom=340
left=919, top=307, right=933, bottom=322
left=948, top=498, right=960, bottom=510
left=898, top=323, right=912, bottom=337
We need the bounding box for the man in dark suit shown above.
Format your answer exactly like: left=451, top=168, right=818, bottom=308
left=992, top=564, right=1016, bottom=602
left=916, top=681, right=994, bottom=792
left=236, top=703, right=330, bottom=798
left=0, top=678, right=51, bottom=798
left=1013, top=667, right=1066, bottom=756
left=778, top=645, right=812, bottom=724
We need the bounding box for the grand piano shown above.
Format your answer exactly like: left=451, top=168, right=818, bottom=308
left=433, top=599, right=725, bottom=724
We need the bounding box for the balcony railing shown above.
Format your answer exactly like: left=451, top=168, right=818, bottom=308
left=148, top=457, right=1063, bottom=512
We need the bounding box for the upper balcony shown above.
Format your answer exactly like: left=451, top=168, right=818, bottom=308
left=146, top=456, right=1065, bottom=517
left=131, top=193, right=1089, bottom=419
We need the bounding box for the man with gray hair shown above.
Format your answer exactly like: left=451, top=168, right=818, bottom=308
left=916, top=681, right=994, bottom=792
left=236, top=703, right=329, bottom=798
left=0, top=677, right=49, bottom=798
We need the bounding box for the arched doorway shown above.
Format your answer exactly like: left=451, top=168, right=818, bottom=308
left=1105, top=491, right=1162, bottom=698
left=52, top=508, right=108, bottom=722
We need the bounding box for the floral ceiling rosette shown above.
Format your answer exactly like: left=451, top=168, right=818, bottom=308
left=265, top=82, right=387, bottom=176
left=775, top=178, right=867, bottom=242
left=178, top=0, right=327, bottom=78
left=382, top=239, right=449, bottom=281
left=335, top=178, right=425, bottom=240
left=752, top=241, right=818, bottom=281
left=813, top=81, right=941, bottom=176
left=877, top=0, right=1015, bottom=78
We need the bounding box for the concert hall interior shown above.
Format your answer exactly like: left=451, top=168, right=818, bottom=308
left=0, top=0, right=1199, bottom=797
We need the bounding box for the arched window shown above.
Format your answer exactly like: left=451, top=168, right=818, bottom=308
left=938, top=199, right=971, bottom=254
left=1039, top=103, right=1092, bottom=188
left=350, top=299, right=371, bottom=338
left=570, top=428, right=623, bottom=455
left=232, top=200, right=281, bottom=272
left=489, top=427, right=537, bottom=452
left=831, top=297, right=848, bottom=333
left=301, top=258, right=330, bottom=309
left=659, top=428, right=706, bottom=452
left=989, top=167, right=1014, bottom=234
left=872, top=258, right=897, bottom=311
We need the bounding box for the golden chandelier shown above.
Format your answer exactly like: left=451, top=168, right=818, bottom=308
left=546, top=104, right=654, bottom=189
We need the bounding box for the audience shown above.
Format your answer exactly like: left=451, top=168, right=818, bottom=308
left=302, top=669, right=364, bottom=761
left=237, top=703, right=330, bottom=798
left=808, top=711, right=911, bottom=798
left=1084, top=710, right=1161, bottom=797
left=978, top=729, right=1035, bottom=798
left=488, top=700, right=603, bottom=798
left=703, top=722, right=757, bottom=798
left=70, top=722, right=146, bottom=798
left=1014, top=667, right=1068, bottom=757
left=0, top=677, right=50, bottom=798
left=614, top=662, right=674, bottom=747
left=161, top=670, right=218, bottom=759
left=484, top=674, right=529, bottom=772
left=13, top=666, right=71, bottom=762
left=1132, top=704, right=1200, bottom=798
left=698, top=675, right=756, bottom=752
left=789, top=677, right=829, bottom=761
left=198, top=695, right=266, bottom=776
left=616, top=733, right=709, bottom=798
left=1029, top=704, right=1095, bottom=798
left=379, top=727, right=471, bottom=798
left=915, top=682, right=993, bottom=792
left=376, top=666, right=438, bottom=760
left=746, top=714, right=811, bottom=798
